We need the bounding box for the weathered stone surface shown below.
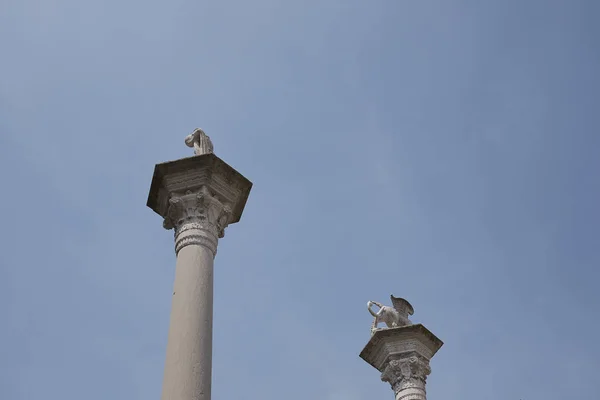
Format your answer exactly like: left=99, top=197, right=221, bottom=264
left=360, top=324, right=443, bottom=400
left=360, top=324, right=443, bottom=370
left=148, top=148, right=252, bottom=400
left=147, top=153, right=252, bottom=255
left=381, top=356, right=431, bottom=400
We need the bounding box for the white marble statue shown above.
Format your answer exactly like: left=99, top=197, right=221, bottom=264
left=185, top=128, right=214, bottom=156
left=367, top=295, right=414, bottom=335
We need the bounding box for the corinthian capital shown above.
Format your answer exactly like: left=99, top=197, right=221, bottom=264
left=162, top=186, right=233, bottom=255
left=381, top=356, right=431, bottom=396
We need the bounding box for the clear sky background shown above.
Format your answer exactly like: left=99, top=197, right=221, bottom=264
left=1, top=1, right=599, bottom=399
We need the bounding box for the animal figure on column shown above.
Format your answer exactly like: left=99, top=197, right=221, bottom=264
left=185, top=128, right=214, bottom=156
left=367, top=295, right=414, bottom=335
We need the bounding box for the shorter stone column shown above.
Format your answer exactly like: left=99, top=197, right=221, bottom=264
left=360, top=298, right=443, bottom=400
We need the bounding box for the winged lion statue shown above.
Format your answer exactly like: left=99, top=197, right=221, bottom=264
left=367, top=295, right=414, bottom=335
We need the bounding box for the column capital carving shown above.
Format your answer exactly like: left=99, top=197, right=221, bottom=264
left=162, top=186, right=233, bottom=256
left=381, top=356, right=431, bottom=398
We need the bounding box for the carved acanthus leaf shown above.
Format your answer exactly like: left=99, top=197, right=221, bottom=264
left=162, top=186, right=233, bottom=245
left=381, top=357, right=431, bottom=395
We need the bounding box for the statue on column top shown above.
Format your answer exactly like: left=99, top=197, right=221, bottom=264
left=367, top=295, right=414, bottom=335
left=185, top=128, right=214, bottom=156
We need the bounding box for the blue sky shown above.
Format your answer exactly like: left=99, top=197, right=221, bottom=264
left=1, top=0, right=599, bottom=399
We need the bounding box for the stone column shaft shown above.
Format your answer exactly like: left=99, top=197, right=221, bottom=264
left=160, top=188, right=230, bottom=400
left=161, top=243, right=215, bottom=400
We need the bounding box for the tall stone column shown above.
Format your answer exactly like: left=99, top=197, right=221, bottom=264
left=147, top=129, right=252, bottom=400
left=361, top=297, right=443, bottom=400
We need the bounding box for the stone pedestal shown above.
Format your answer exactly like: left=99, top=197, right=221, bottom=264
left=360, top=324, right=443, bottom=400
left=147, top=153, right=252, bottom=400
